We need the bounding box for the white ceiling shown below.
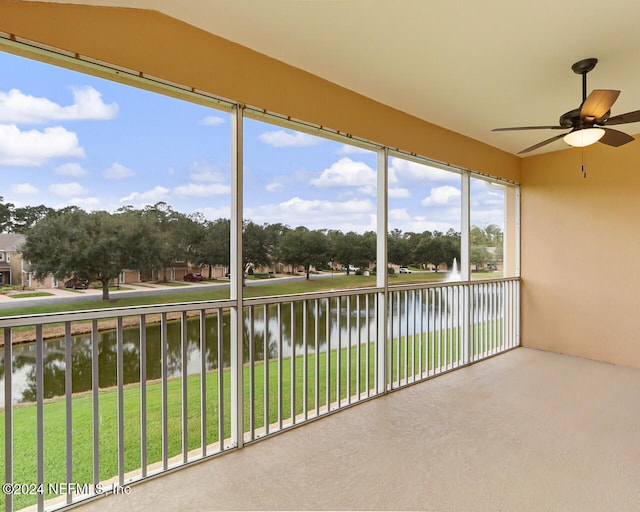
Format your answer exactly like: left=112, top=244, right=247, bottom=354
left=27, top=0, right=640, bottom=155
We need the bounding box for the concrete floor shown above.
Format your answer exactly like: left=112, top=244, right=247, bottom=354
left=77, top=348, right=640, bottom=512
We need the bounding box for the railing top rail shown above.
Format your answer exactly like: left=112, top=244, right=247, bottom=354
left=387, top=276, right=519, bottom=292
left=0, top=298, right=236, bottom=328
left=0, top=277, right=520, bottom=328
left=243, top=286, right=383, bottom=307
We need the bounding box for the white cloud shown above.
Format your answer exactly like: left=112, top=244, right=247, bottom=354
left=0, top=86, right=118, bottom=124
left=337, top=144, right=373, bottom=155
left=199, top=206, right=232, bottom=220
left=119, top=186, right=170, bottom=205
left=258, top=129, right=322, bottom=148
left=0, top=124, right=85, bottom=166
left=174, top=183, right=230, bottom=197
left=389, top=208, right=411, bottom=221
left=358, top=185, right=377, bottom=196
left=11, top=183, right=39, bottom=195
left=266, top=182, right=283, bottom=192
left=69, top=197, right=101, bottom=208
left=390, top=157, right=459, bottom=183
left=199, top=115, right=225, bottom=126
left=311, top=157, right=376, bottom=189
left=421, top=186, right=461, bottom=206
left=245, top=196, right=375, bottom=231
left=103, top=162, right=135, bottom=179
left=49, top=182, right=89, bottom=198
left=388, top=187, right=410, bottom=199
left=55, top=162, right=89, bottom=176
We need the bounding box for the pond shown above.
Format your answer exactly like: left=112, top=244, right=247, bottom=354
left=0, top=287, right=494, bottom=406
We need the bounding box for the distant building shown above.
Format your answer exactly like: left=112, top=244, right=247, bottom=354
left=0, top=233, right=26, bottom=287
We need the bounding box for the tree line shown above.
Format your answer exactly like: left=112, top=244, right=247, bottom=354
left=1, top=198, right=501, bottom=300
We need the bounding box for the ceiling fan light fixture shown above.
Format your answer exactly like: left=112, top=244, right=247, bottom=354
left=563, top=127, right=605, bottom=147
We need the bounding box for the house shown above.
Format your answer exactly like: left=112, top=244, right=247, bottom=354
left=0, top=233, right=24, bottom=287
left=1, top=2, right=639, bottom=512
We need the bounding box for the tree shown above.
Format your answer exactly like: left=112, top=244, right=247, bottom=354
left=415, top=234, right=458, bottom=272
left=11, top=205, right=55, bottom=233
left=22, top=209, right=130, bottom=300
left=470, top=245, right=491, bottom=271
left=137, top=203, right=197, bottom=281
left=243, top=221, right=272, bottom=272
left=279, top=226, right=330, bottom=280
left=329, top=230, right=375, bottom=274
left=192, top=218, right=230, bottom=276
left=0, top=196, right=14, bottom=233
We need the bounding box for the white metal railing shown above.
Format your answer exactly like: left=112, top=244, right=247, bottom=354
left=0, top=278, right=519, bottom=511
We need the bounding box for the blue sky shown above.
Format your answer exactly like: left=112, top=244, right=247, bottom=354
left=0, top=50, right=505, bottom=234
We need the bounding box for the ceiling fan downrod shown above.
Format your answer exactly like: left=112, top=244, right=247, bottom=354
left=571, top=58, right=598, bottom=103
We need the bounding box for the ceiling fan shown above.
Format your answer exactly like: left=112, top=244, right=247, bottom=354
left=493, top=58, right=640, bottom=154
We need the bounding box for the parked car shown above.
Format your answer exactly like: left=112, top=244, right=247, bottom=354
left=487, top=264, right=497, bottom=271
left=399, top=267, right=412, bottom=273
left=183, top=273, right=204, bottom=282
left=64, top=278, right=89, bottom=289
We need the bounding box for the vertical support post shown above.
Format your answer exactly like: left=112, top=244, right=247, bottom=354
left=230, top=104, right=244, bottom=448
left=461, top=172, right=471, bottom=364
left=376, top=147, right=388, bottom=394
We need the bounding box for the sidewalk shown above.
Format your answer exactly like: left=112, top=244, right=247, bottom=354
left=0, top=281, right=206, bottom=303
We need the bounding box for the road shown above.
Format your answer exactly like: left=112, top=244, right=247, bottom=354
left=0, top=272, right=344, bottom=311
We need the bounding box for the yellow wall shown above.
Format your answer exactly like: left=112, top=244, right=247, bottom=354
left=521, top=144, right=640, bottom=367
left=0, top=0, right=519, bottom=182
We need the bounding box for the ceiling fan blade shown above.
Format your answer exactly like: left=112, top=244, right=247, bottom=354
left=598, top=128, right=635, bottom=147
left=581, top=90, right=620, bottom=121
left=493, top=125, right=564, bottom=131
left=518, top=133, right=567, bottom=154
left=605, top=109, right=640, bottom=126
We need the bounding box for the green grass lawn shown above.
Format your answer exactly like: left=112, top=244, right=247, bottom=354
left=0, top=317, right=508, bottom=510
left=8, top=292, right=55, bottom=299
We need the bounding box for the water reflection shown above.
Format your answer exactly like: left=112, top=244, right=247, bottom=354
left=1, top=287, right=503, bottom=406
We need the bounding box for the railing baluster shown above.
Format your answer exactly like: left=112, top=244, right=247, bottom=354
left=161, top=313, right=168, bottom=470
left=36, top=324, right=44, bottom=512
left=315, top=299, right=320, bottom=415
left=303, top=300, right=308, bottom=420
left=325, top=298, right=330, bottom=413
left=117, top=317, right=125, bottom=485
left=263, top=305, right=269, bottom=436
left=200, top=310, right=207, bottom=455
left=248, top=306, right=255, bottom=440
left=336, top=296, right=341, bottom=408
left=218, top=310, right=225, bottom=449
left=356, top=294, right=361, bottom=400
left=91, top=319, right=100, bottom=486
left=4, top=327, right=13, bottom=512
left=64, top=323, right=73, bottom=504
left=412, top=289, right=417, bottom=382
left=180, top=312, right=188, bottom=464
left=140, top=316, right=148, bottom=476
left=365, top=294, right=371, bottom=397
left=346, top=296, right=351, bottom=404
left=403, top=290, right=408, bottom=385
left=388, top=291, right=394, bottom=388
left=290, top=302, right=296, bottom=426
left=277, top=303, right=283, bottom=430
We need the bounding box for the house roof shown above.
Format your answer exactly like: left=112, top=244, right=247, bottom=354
left=0, top=233, right=26, bottom=252
left=24, top=0, right=640, bottom=156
